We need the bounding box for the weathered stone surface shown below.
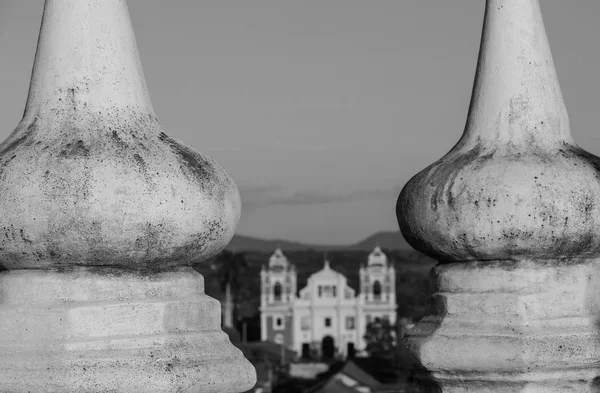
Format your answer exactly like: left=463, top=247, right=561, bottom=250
left=396, top=0, right=600, bottom=391
left=0, top=0, right=240, bottom=269
left=0, top=268, right=255, bottom=392
left=0, top=0, right=255, bottom=391
left=406, top=259, right=600, bottom=392
left=397, top=0, right=600, bottom=263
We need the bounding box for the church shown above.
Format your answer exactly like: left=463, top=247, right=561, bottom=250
left=259, top=246, right=397, bottom=359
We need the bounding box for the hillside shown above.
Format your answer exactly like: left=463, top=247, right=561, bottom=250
left=349, top=231, right=412, bottom=250
left=226, top=234, right=331, bottom=252
left=227, top=230, right=413, bottom=252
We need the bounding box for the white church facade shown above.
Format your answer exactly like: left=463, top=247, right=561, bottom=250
left=259, top=246, right=396, bottom=359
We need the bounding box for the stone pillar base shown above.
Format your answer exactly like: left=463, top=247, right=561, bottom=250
left=405, top=259, right=600, bottom=393
left=0, top=267, right=256, bottom=393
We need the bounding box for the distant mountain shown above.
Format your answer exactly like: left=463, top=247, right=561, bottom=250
left=226, top=230, right=414, bottom=252
left=349, top=230, right=412, bottom=251
left=226, top=234, right=330, bottom=252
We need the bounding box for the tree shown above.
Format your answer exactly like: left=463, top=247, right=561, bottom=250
left=211, top=250, right=249, bottom=326
left=363, top=317, right=396, bottom=359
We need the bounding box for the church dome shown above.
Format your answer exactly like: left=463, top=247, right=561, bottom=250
left=367, top=246, right=388, bottom=266
left=268, top=248, right=289, bottom=269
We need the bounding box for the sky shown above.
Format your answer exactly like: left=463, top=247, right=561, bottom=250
left=1, top=1, right=600, bottom=245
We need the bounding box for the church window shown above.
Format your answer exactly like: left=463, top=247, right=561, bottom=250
left=346, top=316, right=355, bottom=330
left=301, top=316, right=310, bottom=331
left=274, top=282, right=282, bottom=301
left=274, top=316, right=285, bottom=330
left=319, top=285, right=337, bottom=298
left=373, top=280, right=382, bottom=300
left=324, top=317, right=332, bottom=327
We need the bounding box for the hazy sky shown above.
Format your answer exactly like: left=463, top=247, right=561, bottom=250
left=1, top=1, right=600, bottom=245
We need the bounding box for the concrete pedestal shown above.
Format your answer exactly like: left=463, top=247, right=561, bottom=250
left=0, top=268, right=255, bottom=392
left=406, top=260, right=600, bottom=392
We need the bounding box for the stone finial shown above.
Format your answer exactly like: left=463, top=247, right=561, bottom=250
left=397, top=0, right=600, bottom=391
left=0, top=0, right=240, bottom=269
left=398, top=0, right=600, bottom=262
left=0, top=0, right=255, bottom=391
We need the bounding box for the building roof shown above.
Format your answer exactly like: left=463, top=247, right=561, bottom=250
left=303, top=360, right=383, bottom=393
left=237, top=341, right=297, bottom=363
left=309, top=260, right=345, bottom=282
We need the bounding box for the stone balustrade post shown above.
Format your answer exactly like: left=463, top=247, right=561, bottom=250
left=0, top=0, right=256, bottom=392
left=397, top=0, right=600, bottom=391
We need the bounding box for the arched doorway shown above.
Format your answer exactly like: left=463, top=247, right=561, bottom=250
left=321, top=335, right=335, bottom=360
left=347, top=342, right=355, bottom=359
left=301, top=343, right=310, bottom=359
left=373, top=280, right=382, bottom=300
